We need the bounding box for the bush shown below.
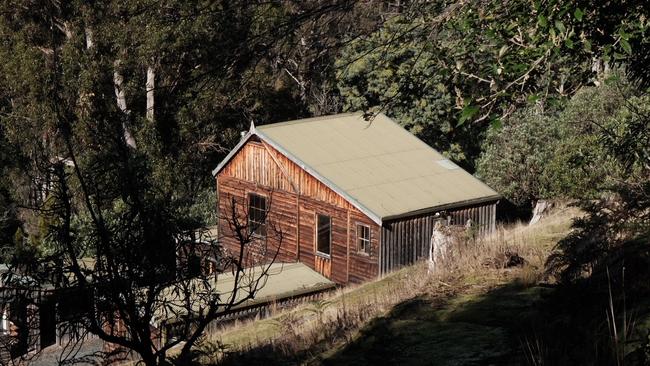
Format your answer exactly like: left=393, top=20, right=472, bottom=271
left=546, top=89, right=650, bottom=283
left=476, top=108, right=561, bottom=206
left=476, top=75, right=632, bottom=207
left=186, top=188, right=218, bottom=227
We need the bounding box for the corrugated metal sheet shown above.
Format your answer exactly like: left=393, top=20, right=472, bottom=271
left=252, top=112, right=499, bottom=220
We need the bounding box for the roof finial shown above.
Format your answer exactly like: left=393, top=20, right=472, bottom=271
left=249, top=120, right=255, bottom=133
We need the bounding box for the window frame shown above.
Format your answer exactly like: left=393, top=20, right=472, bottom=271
left=247, top=193, right=268, bottom=238
left=315, top=213, right=331, bottom=257
left=356, top=223, right=371, bottom=255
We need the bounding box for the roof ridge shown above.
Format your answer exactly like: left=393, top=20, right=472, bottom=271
left=256, top=112, right=363, bottom=129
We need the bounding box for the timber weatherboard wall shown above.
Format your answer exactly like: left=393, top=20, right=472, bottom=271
left=379, top=201, right=498, bottom=276
left=216, top=139, right=380, bottom=284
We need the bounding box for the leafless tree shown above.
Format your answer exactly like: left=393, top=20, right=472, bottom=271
left=2, top=178, right=283, bottom=365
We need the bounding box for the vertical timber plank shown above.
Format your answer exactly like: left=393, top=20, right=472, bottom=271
left=346, top=209, right=350, bottom=283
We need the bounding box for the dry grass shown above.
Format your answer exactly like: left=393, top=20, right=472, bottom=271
left=193, top=205, right=580, bottom=365
left=203, top=262, right=443, bottom=352
left=199, top=264, right=434, bottom=364
left=445, top=205, right=579, bottom=282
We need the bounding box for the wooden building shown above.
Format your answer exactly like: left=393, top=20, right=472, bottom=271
left=213, top=113, right=500, bottom=284
left=0, top=265, right=95, bottom=362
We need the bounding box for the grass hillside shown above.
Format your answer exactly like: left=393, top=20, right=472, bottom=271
left=186, top=207, right=581, bottom=365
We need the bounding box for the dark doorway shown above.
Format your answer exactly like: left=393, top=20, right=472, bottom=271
left=39, top=298, right=56, bottom=348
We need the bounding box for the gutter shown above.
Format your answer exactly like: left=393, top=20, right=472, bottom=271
left=381, top=195, right=501, bottom=223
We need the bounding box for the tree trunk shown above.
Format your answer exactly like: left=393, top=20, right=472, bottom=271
left=139, top=349, right=158, bottom=366
left=146, top=65, right=155, bottom=122
left=85, top=27, right=94, bottom=49
left=529, top=200, right=552, bottom=225
left=113, top=60, right=137, bottom=149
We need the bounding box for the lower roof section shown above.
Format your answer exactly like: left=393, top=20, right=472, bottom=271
left=214, top=262, right=335, bottom=308
left=157, top=262, right=335, bottom=324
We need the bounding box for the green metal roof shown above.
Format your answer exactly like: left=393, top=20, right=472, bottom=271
left=214, top=112, right=500, bottom=223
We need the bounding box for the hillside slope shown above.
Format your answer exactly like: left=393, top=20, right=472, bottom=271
left=197, top=208, right=578, bottom=365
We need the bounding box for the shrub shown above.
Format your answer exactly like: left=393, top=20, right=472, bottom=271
left=476, top=108, right=562, bottom=206
left=476, top=75, right=632, bottom=207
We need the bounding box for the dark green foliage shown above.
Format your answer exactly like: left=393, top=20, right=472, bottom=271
left=0, top=0, right=647, bottom=364
left=476, top=76, right=637, bottom=206
left=546, top=93, right=650, bottom=283
left=476, top=108, right=561, bottom=206
left=335, top=0, right=603, bottom=168
left=543, top=70, right=650, bottom=366
left=0, top=124, right=21, bottom=260
left=337, top=0, right=649, bottom=170
left=0, top=2, right=370, bottom=364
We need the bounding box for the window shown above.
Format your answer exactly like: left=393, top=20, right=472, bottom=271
left=248, top=193, right=267, bottom=237
left=357, top=224, right=371, bottom=255
left=316, top=214, right=331, bottom=255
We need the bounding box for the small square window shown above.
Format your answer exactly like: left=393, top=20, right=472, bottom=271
left=248, top=193, right=267, bottom=237
left=357, top=224, right=370, bottom=255
left=316, top=214, right=331, bottom=255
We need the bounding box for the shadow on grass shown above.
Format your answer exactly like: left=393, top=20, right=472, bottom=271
left=214, top=277, right=647, bottom=366
left=214, top=281, right=554, bottom=366
left=321, top=283, right=551, bottom=366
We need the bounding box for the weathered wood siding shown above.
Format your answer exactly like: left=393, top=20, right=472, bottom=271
left=348, top=209, right=381, bottom=284
left=217, top=139, right=380, bottom=284
left=379, top=202, right=498, bottom=276
left=217, top=175, right=298, bottom=265
left=220, top=140, right=357, bottom=210
left=446, top=202, right=497, bottom=235
left=217, top=138, right=497, bottom=282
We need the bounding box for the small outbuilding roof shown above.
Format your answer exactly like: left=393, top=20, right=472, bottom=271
left=156, top=262, right=335, bottom=324
left=213, top=112, right=500, bottom=224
